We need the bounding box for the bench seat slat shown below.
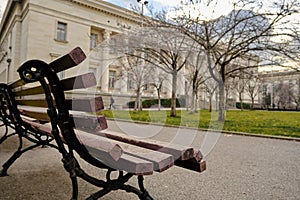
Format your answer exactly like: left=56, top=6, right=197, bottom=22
left=108, top=153, right=153, bottom=176
left=75, top=131, right=154, bottom=175
left=20, top=109, right=175, bottom=173
left=23, top=120, right=153, bottom=175
left=16, top=96, right=104, bottom=112
left=77, top=130, right=174, bottom=172
left=93, top=130, right=195, bottom=161
left=23, top=119, right=122, bottom=162
left=175, top=159, right=206, bottom=173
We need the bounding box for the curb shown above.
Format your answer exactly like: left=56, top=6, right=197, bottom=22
left=107, top=118, right=300, bottom=142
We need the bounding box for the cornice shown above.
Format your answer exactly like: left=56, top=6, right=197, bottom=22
left=67, top=0, right=141, bottom=24
left=28, top=3, right=122, bottom=33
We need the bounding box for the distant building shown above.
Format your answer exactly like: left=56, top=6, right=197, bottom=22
left=259, top=69, right=300, bottom=110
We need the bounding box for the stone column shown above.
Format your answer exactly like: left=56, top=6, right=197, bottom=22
left=100, top=30, right=112, bottom=93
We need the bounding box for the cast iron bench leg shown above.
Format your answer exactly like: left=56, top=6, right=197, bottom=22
left=0, top=134, right=43, bottom=177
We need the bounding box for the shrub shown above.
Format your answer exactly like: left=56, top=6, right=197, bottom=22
left=127, top=98, right=186, bottom=108
left=236, top=102, right=251, bottom=109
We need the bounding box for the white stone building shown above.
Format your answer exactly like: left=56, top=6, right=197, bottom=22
left=0, top=0, right=191, bottom=108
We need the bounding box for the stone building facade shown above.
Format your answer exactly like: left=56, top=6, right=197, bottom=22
left=0, top=0, right=190, bottom=108
left=259, top=70, right=300, bottom=110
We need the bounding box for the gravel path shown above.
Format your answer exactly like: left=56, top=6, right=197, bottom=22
left=0, top=120, right=299, bottom=200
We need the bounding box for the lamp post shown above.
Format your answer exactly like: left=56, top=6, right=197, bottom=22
left=136, top=0, right=148, bottom=111
left=137, top=0, right=148, bottom=16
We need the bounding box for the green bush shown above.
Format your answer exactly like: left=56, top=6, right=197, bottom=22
left=127, top=98, right=186, bottom=108
left=236, top=102, right=251, bottom=109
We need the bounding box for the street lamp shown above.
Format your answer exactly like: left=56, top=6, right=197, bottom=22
left=137, top=0, right=148, bottom=16
left=136, top=0, right=149, bottom=110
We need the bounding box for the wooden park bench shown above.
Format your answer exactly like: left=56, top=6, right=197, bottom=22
left=0, top=47, right=206, bottom=199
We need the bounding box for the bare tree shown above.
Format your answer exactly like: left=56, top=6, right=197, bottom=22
left=185, top=49, right=208, bottom=113
left=128, top=26, right=196, bottom=117
left=149, top=70, right=167, bottom=111
left=203, top=78, right=218, bottom=112
left=245, top=74, right=262, bottom=109
left=232, top=71, right=247, bottom=110
left=117, top=54, right=152, bottom=111
left=161, top=0, right=300, bottom=121
left=274, top=82, right=294, bottom=109
left=291, top=79, right=300, bottom=110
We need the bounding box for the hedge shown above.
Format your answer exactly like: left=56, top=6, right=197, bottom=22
left=236, top=102, right=251, bottom=109
left=127, top=98, right=186, bottom=108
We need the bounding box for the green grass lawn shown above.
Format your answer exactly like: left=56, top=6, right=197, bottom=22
left=99, top=109, right=300, bottom=138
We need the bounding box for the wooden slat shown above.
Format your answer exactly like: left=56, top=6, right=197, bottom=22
left=20, top=109, right=50, bottom=122
left=91, top=130, right=195, bottom=161
left=9, top=47, right=86, bottom=89
left=13, top=86, right=44, bottom=96
left=13, top=73, right=96, bottom=96
left=78, top=130, right=174, bottom=172
left=175, top=159, right=206, bottom=173
left=49, top=47, right=86, bottom=73
left=17, top=99, right=48, bottom=107
left=9, top=79, right=26, bottom=89
left=72, top=113, right=108, bottom=131
left=20, top=109, right=108, bottom=130
left=17, top=97, right=104, bottom=112
left=75, top=131, right=123, bottom=162
left=23, top=119, right=122, bottom=162
left=108, top=153, right=153, bottom=175
left=23, top=120, right=153, bottom=175
left=61, top=72, right=96, bottom=91
left=68, top=96, right=104, bottom=112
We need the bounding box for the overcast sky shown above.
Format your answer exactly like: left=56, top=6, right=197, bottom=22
left=0, top=0, right=7, bottom=19
left=0, top=0, right=171, bottom=19
left=1, top=0, right=298, bottom=22
left=0, top=0, right=236, bottom=20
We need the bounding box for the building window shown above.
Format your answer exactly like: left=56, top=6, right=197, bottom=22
left=109, top=70, right=116, bottom=88
left=56, top=22, right=67, bottom=41
left=90, top=33, right=98, bottom=49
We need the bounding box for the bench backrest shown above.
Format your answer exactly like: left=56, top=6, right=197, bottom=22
left=5, top=47, right=113, bottom=166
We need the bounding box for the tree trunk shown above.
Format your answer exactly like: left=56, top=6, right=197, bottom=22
left=195, top=92, right=199, bottom=112
left=209, top=95, right=212, bottom=112
left=134, top=97, right=138, bottom=111
left=239, top=93, right=243, bottom=110
left=157, top=89, right=161, bottom=111
left=218, top=81, right=225, bottom=122
left=190, top=93, right=195, bottom=113
left=134, top=88, right=142, bottom=111
left=251, top=97, right=254, bottom=109
left=171, top=71, right=177, bottom=117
